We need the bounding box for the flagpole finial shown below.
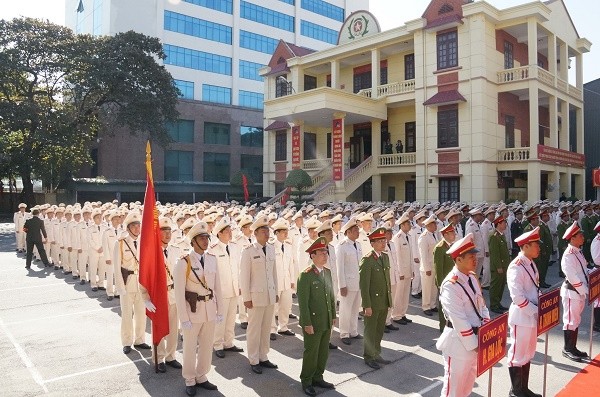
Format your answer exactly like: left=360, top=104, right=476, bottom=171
left=145, top=140, right=153, bottom=182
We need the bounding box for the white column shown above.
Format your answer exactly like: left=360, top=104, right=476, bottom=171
left=527, top=18, right=538, bottom=66
left=371, top=49, right=380, bottom=99
left=290, top=66, right=302, bottom=93
left=372, top=175, right=382, bottom=201
left=547, top=34, right=557, bottom=77
left=549, top=95, right=558, bottom=148
left=576, top=53, right=583, bottom=89
left=331, top=59, right=340, bottom=90
left=371, top=119, right=382, bottom=158
left=561, top=100, right=570, bottom=151
left=529, top=85, right=539, bottom=158
left=528, top=162, right=541, bottom=203
left=559, top=42, right=569, bottom=81
left=576, top=107, right=584, bottom=153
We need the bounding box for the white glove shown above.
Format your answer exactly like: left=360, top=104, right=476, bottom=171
left=216, top=315, right=224, bottom=324
left=144, top=300, right=156, bottom=313
left=181, top=321, right=193, bottom=330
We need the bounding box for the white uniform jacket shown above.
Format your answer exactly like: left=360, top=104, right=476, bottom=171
left=385, top=240, right=401, bottom=285
left=335, top=238, right=362, bottom=292
left=392, top=230, right=413, bottom=279
left=418, top=230, right=437, bottom=272
left=239, top=242, right=278, bottom=307
left=507, top=253, right=539, bottom=327
left=561, top=244, right=589, bottom=300
left=208, top=240, right=240, bottom=299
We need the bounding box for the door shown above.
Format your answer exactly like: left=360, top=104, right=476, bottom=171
left=405, top=122, right=416, bottom=153
left=405, top=180, right=416, bottom=202
left=349, top=136, right=362, bottom=169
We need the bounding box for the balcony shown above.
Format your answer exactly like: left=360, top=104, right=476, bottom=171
left=378, top=153, right=417, bottom=167
left=496, top=65, right=582, bottom=100
left=302, top=158, right=332, bottom=171
left=498, top=147, right=531, bottom=162
left=357, top=80, right=416, bottom=98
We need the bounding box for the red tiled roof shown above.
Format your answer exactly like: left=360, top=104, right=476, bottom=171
left=425, top=14, right=463, bottom=29
left=264, top=62, right=291, bottom=76
left=286, top=42, right=316, bottom=57
left=423, top=90, right=466, bottom=106
left=265, top=120, right=291, bottom=131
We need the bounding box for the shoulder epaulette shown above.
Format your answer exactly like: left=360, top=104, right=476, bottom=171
left=304, top=265, right=314, bottom=273
left=180, top=254, right=190, bottom=261
left=468, top=271, right=477, bottom=276
left=205, top=252, right=215, bottom=257
left=209, top=243, right=218, bottom=248
left=448, top=274, right=459, bottom=284
left=285, top=240, right=292, bottom=245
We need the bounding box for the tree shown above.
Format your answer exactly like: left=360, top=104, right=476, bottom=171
left=0, top=18, right=179, bottom=204
left=284, top=169, right=313, bottom=203
left=230, top=170, right=254, bottom=202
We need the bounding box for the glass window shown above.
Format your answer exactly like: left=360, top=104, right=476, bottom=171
left=304, top=132, right=317, bottom=160
left=182, top=0, right=232, bottom=14
left=166, top=119, right=194, bottom=143
left=204, top=153, right=230, bottom=182
left=301, top=0, right=344, bottom=22
left=239, top=30, right=278, bottom=54
left=380, top=67, right=388, bottom=85
left=405, top=180, right=416, bottom=202
left=304, top=75, right=317, bottom=90
left=437, top=106, right=458, bottom=148
left=202, top=84, right=231, bottom=105
left=276, top=79, right=292, bottom=97
left=174, top=79, right=194, bottom=99
left=240, top=126, right=264, bottom=147
left=204, top=122, right=230, bottom=145
left=300, top=20, right=337, bottom=44
left=353, top=71, right=371, bottom=93
left=240, top=1, right=294, bottom=32
left=504, top=41, right=514, bottom=69
left=279, top=0, right=294, bottom=4
left=505, top=115, right=515, bottom=148
left=405, top=122, right=416, bottom=153
left=164, top=150, right=194, bottom=181
left=239, top=90, right=264, bottom=109
left=405, top=54, right=415, bottom=80
left=164, top=11, right=232, bottom=44
left=275, top=131, right=287, bottom=161
left=164, top=44, right=232, bottom=75
left=437, top=31, right=458, bottom=70
left=239, top=60, right=265, bottom=81
left=439, top=178, right=460, bottom=202
left=240, top=154, right=263, bottom=182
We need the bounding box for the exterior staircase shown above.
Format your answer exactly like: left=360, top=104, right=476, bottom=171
left=311, top=156, right=374, bottom=202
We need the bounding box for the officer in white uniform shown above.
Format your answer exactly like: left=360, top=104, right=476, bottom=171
left=233, top=214, right=254, bottom=329
left=102, top=211, right=121, bottom=300
left=88, top=209, right=105, bottom=291
left=383, top=221, right=400, bottom=332
left=391, top=213, right=414, bottom=325
left=437, top=233, right=490, bottom=397
left=418, top=215, right=439, bottom=316
left=270, top=218, right=296, bottom=337
left=14, top=203, right=28, bottom=253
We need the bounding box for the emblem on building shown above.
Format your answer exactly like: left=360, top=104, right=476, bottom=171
left=348, top=15, right=369, bottom=40
left=337, top=10, right=381, bottom=45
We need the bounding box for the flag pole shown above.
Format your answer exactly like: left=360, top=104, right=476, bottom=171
left=154, top=343, right=159, bottom=373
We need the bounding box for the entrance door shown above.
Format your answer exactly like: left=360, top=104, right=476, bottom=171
left=405, top=180, right=416, bottom=202
left=349, top=136, right=362, bottom=169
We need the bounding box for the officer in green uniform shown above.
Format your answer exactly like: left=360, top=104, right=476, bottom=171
left=556, top=210, right=570, bottom=278
left=297, top=237, right=336, bottom=397
left=359, top=227, right=392, bottom=370
left=433, top=223, right=456, bottom=331
left=524, top=212, right=551, bottom=288
left=488, top=215, right=511, bottom=313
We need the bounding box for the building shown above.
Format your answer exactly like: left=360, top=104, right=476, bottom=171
left=584, top=78, right=600, bottom=200
left=262, top=0, right=591, bottom=204
left=64, top=0, right=369, bottom=202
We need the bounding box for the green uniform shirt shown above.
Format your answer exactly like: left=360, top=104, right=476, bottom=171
left=433, top=239, right=453, bottom=288
left=488, top=230, right=510, bottom=271
left=359, top=250, right=392, bottom=310
left=297, top=264, right=336, bottom=332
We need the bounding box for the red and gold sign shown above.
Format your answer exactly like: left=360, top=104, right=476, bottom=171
left=588, top=268, right=600, bottom=304
left=592, top=169, right=600, bottom=188
left=292, top=126, right=301, bottom=170
left=477, top=313, right=508, bottom=377
left=537, top=288, right=560, bottom=336
left=538, top=145, right=585, bottom=168
left=332, top=118, right=343, bottom=181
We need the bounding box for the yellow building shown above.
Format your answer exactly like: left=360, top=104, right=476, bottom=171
left=261, top=0, right=591, bottom=204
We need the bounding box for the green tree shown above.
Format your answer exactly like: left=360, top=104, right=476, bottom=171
left=284, top=169, right=313, bottom=203
left=0, top=18, right=179, bottom=204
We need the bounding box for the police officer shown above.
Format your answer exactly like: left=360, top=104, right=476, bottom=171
left=391, top=212, right=414, bottom=325
left=297, top=237, right=336, bottom=396
left=14, top=203, right=28, bottom=253
left=419, top=215, right=439, bottom=316
left=489, top=215, right=511, bottom=314
left=433, top=223, right=456, bottom=331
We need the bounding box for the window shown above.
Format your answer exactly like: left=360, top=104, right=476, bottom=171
left=240, top=1, right=294, bottom=32
left=239, top=91, right=264, bottom=109
left=164, top=44, right=232, bottom=75
left=405, top=54, right=415, bottom=80
left=240, top=31, right=278, bottom=54
left=182, top=0, right=232, bottom=14
left=380, top=67, right=388, bottom=85
left=405, top=180, right=416, bottom=202
left=165, top=151, right=193, bottom=181
left=174, top=80, right=194, bottom=99
left=304, top=75, right=317, bottom=90
left=439, top=178, right=460, bottom=202
left=241, top=126, right=264, bottom=147
left=300, top=20, right=338, bottom=44
left=240, top=154, right=263, bottom=182
left=353, top=71, right=371, bottom=93
left=405, top=122, right=416, bottom=152
left=437, top=106, right=458, bottom=148
left=239, top=60, right=265, bottom=81
left=164, top=11, right=232, bottom=44
left=437, top=31, right=458, bottom=70
left=204, top=122, right=230, bottom=145
left=93, top=0, right=102, bottom=36
left=275, top=131, right=287, bottom=161
left=304, top=132, right=317, bottom=160
left=505, top=115, right=515, bottom=148
left=279, top=0, right=294, bottom=4
left=202, top=84, right=231, bottom=105
left=504, top=41, right=514, bottom=69
left=203, top=153, right=229, bottom=182
left=301, top=0, right=344, bottom=22
left=166, top=119, right=194, bottom=143
left=276, top=78, right=292, bottom=97
left=326, top=132, right=332, bottom=158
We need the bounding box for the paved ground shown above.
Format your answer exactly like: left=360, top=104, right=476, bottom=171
left=0, top=219, right=598, bottom=396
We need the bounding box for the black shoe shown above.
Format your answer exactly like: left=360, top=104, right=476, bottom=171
left=313, top=380, right=335, bottom=389
left=223, top=345, right=244, bottom=352
left=259, top=360, right=278, bottom=369
left=25, top=266, right=31, bottom=269
left=573, top=348, right=590, bottom=359
left=196, top=381, right=218, bottom=390
left=91, top=287, right=98, bottom=292
left=240, top=322, right=248, bottom=329
left=289, top=313, right=297, bottom=319
left=157, top=362, right=166, bottom=373
left=115, top=295, right=120, bottom=299
left=402, top=316, right=413, bottom=323
left=251, top=364, right=263, bottom=374
left=329, top=342, right=338, bottom=349
left=73, top=275, right=79, bottom=279
left=341, top=337, right=351, bottom=345
left=383, top=327, right=390, bottom=333
left=123, top=346, right=131, bottom=354
left=431, top=307, right=439, bottom=312
left=386, top=324, right=399, bottom=331
left=540, top=282, right=551, bottom=288
left=278, top=330, right=295, bottom=336
left=292, top=293, right=297, bottom=299
left=166, top=359, right=182, bottom=368
left=365, top=360, right=380, bottom=369
left=562, top=349, right=582, bottom=362
left=303, top=385, right=317, bottom=396
left=185, top=385, right=196, bottom=396
left=215, top=349, right=225, bottom=358
left=393, top=318, right=408, bottom=325
left=134, top=343, right=151, bottom=350
left=80, top=279, right=86, bottom=285
left=270, top=333, right=277, bottom=341
left=499, top=304, right=509, bottom=310
left=107, top=296, right=114, bottom=301
left=423, top=309, right=433, bottom=316
left=64, top=271, right=72, bottom=275
left=54, top=266, right=59, bottom=270
left=594, top=325, right=600, bottom=333
left=352, top=334, right=363, bottom=339
left=411, top=292, right=422, bottom=298
left=98, top=287, right=106, bottom=290
left=375, top=357, right=392, bottom=365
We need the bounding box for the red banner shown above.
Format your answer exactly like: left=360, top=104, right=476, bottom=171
left=588, top=268, right=600, bottom=304
left=292, top=126, right=301, bottom=170
left=593, top=169, right=600, bottom=188
left=537, top=145, right=585, bottom=168
left=537, top=288, right=560, bottom=336
left=242, top=174, right=249, bottom=203
left=332, top=118, right=343, bottom=181
left=477, top=313, right=508, bottom=377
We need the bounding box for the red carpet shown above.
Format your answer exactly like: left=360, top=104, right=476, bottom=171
left=555, top=354, right=600, bottom=396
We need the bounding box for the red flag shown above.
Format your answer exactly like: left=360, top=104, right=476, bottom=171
left=281, top=187, right=291, bottom=205
left=242, top=174, right=250, bottom=203
left=139, top=141, right=169, bottom=345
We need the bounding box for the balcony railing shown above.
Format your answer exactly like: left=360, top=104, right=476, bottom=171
left=378, top=153, right=417, bottom=167
left=497, top=66, right=582, bottom=99
left=498, top=147, right=531, bottom=162
left=569, top=84, right=582, bottom=98
left=357, top=80, right=416, bottom=98
left=302, top=158, right=332, bottom=171
left=497, top=66, right=530, bottom=83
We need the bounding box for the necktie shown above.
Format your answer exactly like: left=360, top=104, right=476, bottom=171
left=98, top=226, right=100, bottom=232
left=433, top=233, right=437, bottom=242
left=405, top=235, right=409, bottom=244
left=467, top=277, right=476, bottom=294
left=353, top=242, right=358, bottom=250
left=248, top=238, right=252, bottom=244
left=262, top=246, right=266, bottom=256
left=226, top=245, right=230, bottom=256
left=133, top=240, right=137, bottom=250
left=163, top=249, right=168, bottom=258
left=200, top=255, right=205, bottom=268
left=387, top=243, right=391, bottom=251
left=281, top=244, right=285, bottom=253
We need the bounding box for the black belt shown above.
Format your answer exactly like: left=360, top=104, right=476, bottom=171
left=446, top=321, right=479, bottom=335
left=197, top=294, right=213, bottom=302
left=564, top=281, right=576, bottom=291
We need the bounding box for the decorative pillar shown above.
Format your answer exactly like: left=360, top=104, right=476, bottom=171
left=549, top=95, right=558, bottom=148
left=559, top=42, right=569, bottom=81
left=576, top=53, right=583, bottom=89
left=576, top=107, right=583, bottom=154
left=371, top=119, right=382, bottom=159
left=332, top=113, right=345, bottom=189
left=529, top=85, right=539, bottom=158
left=527, top=18, right=538, bottom=66
left=527, top=162, right=541, bottom=203
left=560, top=100, right=570, bottom=151
left=547, top=34, right=557, bottom=76
left=371, top=49, right=380, bottom=99
left=331, top=59, right=340, bottom=90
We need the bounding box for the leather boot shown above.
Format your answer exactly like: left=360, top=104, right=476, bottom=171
left=594, top=308, right=600, bottom=332
left=508, top=366, right=526, bottom=397
left=572, top=328, right=590, bottom=359
left=522, top=362, right=541, bottom=397
left=562, top=330, right=581, bottom=362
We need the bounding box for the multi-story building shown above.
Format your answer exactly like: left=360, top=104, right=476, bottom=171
left=262, top=0, right=591, bottom=204
left=64, top=0, right=369, bottom=203
left=584, top=78, right=600, bottom=200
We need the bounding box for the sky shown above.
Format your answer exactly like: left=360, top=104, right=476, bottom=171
left=0, top=0, right=598, bottom=82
